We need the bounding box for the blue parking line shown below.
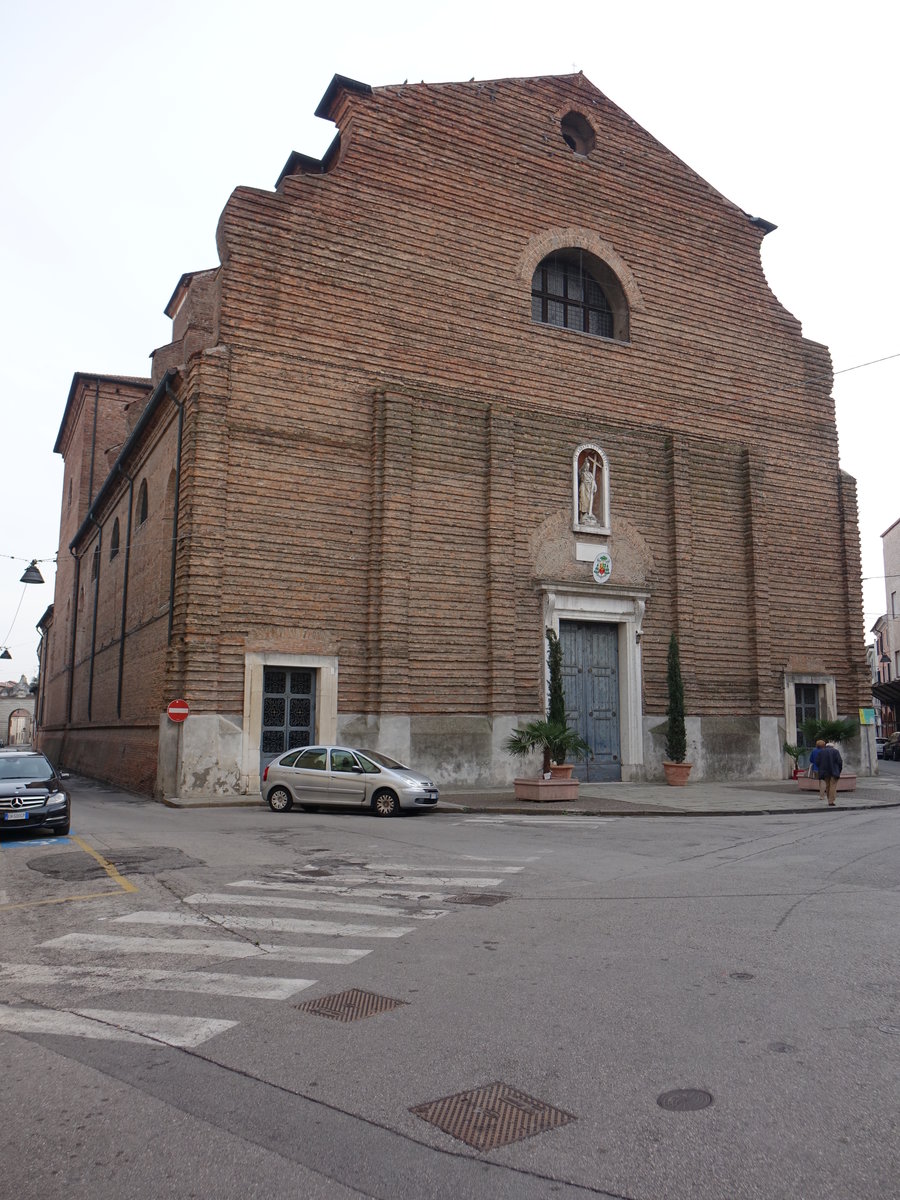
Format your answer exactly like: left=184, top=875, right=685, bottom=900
left=0, top=833, right=72, bottom=848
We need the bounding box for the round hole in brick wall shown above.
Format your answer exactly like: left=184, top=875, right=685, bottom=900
left=561, top=111, right=596, bottom=156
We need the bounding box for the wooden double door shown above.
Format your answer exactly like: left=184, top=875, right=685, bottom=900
left=559, top=620, right=621, bottom=782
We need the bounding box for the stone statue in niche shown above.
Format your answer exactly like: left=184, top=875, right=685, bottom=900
left=578, top=452, right=602, bottom=524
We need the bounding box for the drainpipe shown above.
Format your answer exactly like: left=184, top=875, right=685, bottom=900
left=66, top=547, right=82, bottom=724
left=86, top=519, right=103, bottom=720
left=87, top=380, right=100, bottom=503
left=116, top=468, right=135, bottom=719
left=166, top=380, right=185, bottom=643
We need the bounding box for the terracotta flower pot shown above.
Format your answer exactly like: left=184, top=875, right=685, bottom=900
left=663, top=760, right=692, bottom=786
left=548, top=763, right=574, bottom=780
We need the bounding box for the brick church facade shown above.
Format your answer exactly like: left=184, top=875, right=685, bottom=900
left=36, top=73, right=872, bottom=798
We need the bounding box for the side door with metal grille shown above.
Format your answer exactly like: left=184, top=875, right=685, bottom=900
left=260, top=667, right=316, bottom=775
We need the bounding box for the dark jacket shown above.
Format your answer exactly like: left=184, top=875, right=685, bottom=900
left=818, top=744, right=843, bottom=778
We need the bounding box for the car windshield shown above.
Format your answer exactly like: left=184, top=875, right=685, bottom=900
left=356, top=750, right=405, bottom=770
left=0, top=754, right=52, bottom=780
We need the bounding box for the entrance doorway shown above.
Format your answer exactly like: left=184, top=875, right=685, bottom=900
left=559, top=620, right=621, bottom=781
left=260, top=667, right=316, bottom=774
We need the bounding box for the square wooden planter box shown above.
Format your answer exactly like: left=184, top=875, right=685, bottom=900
left=797, top=773, right=857, bottom=793
left=513, top=778, right=580, bottom=803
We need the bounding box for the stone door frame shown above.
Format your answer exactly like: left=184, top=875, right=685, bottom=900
left=541, top=582, right=649, bottom=780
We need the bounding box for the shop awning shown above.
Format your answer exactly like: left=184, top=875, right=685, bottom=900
left=873, top=680, right=900, bottom=706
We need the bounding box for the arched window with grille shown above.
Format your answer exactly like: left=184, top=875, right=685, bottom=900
left=531, top=250, right=629, bottom=342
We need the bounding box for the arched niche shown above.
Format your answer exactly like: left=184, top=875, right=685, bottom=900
left=573, top=442, right=610, bottom=535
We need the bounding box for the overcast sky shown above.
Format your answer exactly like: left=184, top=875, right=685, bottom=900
left=2, top=0, right=897, bottom=680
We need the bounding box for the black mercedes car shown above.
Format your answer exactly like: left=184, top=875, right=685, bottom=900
left=0, top=750, right=71, bottom=835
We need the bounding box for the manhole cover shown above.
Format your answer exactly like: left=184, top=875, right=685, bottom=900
left=447, top=893, right=509, bottom=906
left=657, top=1088, right=713, bottom=1112
left=28, top=846, right=202, bottom=881
left=730, top=972, right=754, bottom=981
left=296, top=988, right=407, bottom=1022
left=410, top=1082, right=575, bottom=1150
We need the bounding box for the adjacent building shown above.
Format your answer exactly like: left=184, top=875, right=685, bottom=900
left=872, top=517, right=900, bottom=734
left=36, top=73, right=872, bottom=798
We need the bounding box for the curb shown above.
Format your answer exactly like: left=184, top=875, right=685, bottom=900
left=161, top=797, right=263, bottom=809
left=158, top=797, right=900, bottom=816
left=435, top=801, right=900, bottom=817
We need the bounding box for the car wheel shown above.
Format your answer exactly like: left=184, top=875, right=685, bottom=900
left=372, top=789, right=399, bottom=817
left=53, top=822, right=70, bottom=836
left=267, top=787, right=294, bottom=813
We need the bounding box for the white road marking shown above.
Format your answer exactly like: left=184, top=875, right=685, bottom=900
left=0, top=962, right=316, bottom=1000
left=40, top=933, right=370, bottom=964
left=229, top=880, right=458, bottom=902
left=320, top=863, right=525, bottom=873
left=182, top=892, right=446, bottom=920
left=461, top=816, right=614, bottom=826
left=113, top=910, right=416, bottom=939
left=282, top=872, right=506, bottom=887
left=0, top=1003, right=235, bottom=1047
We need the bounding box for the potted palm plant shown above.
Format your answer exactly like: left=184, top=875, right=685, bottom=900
left=783, top=742, right=804, bottom=779
left=662, top=633, right=692, bottom=785
left=505, top=629, right=589, bottom=801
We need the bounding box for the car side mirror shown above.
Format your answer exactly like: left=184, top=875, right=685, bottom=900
left=351, top=764, right=364, bottom=773
left=59, top=772, right=70, bottom=779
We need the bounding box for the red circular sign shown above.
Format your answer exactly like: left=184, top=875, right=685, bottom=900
left=167, top=699, right=190, bottom=723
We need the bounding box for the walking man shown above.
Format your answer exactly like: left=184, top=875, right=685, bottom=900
left=818, top=740, right=843, bottom=806
left=810, top=738, right=827, bottom=801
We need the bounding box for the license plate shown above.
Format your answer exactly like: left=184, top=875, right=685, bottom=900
left=4, top=812, right=29, bottom=821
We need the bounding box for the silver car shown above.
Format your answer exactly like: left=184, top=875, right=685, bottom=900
left=261, top=745, right=439, bottom=817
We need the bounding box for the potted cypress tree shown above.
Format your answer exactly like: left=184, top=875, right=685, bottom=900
left=505, top=628, right=589, bottom=800
left=663, top=633, right=692, bottom=785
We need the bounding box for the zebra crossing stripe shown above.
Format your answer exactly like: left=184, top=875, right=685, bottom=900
left=0, top=962, right=316, bottom=1000
left=113, top=911, right=416, bottom=939
left=229, top=879, right=458, bottom=902
left=281, top=872, right=505, bottom=887
left=349, top=863, right=525, bottom=873
left=39, top=933, right=370, bottom=964
left=462, top=816, right=613, bottom=825
left=0, top=1003, right=235, bottom=1047
left=182, top=892, right=447, bottom=920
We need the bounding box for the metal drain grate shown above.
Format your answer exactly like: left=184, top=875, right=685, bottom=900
left=296, top=988, right=408, bottom=1022
left=447, top=893, right=509, bottom=906
left=410, top=1082, right=575, bottom=1150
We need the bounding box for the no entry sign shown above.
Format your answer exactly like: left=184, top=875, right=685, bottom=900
left=167, top=698, right=190, bottom=723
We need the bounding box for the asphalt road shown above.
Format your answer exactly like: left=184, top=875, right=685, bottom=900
left=2, top=777, right=899, bottom=1199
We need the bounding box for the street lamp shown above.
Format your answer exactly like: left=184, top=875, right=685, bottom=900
left=19, top=560, right=44, bottom=585
left=2, top=554, right=49, bottom=665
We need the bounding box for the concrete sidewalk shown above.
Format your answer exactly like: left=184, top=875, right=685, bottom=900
left=436, top=777, right=900, bottom=817
left=164, top=776, right=900, bottom=816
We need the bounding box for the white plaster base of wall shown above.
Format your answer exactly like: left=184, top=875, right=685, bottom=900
left=158, top=709, right=871, bottom=800
left=159, top=713, right=243, bottom=799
